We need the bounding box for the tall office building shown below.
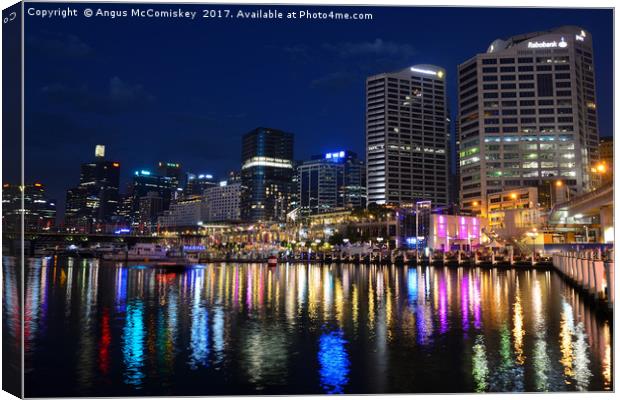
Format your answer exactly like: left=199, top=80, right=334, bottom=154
left=185, top=173, right=217, bottom=196
left=458, top=26, right=600, bottom=215
left=138, top=191, right=164, bottom=233
left=158, top=195, right=208, bottom=230
left=204, top=181, right=243, bottom=222
left=123, top=170, right=175, bottom=227
left=156, top=161, right=184, bottom=199
left=65, top=186, right=94, bottom=232
left=241, top=127, right=294, bottom=222
left=298, top=150, right=366, bottom=215
left=2, top=182, right=56, bottom=232
left=366, top=65, right=450, bottom=207
left=65, top=145, right=120, bottom=231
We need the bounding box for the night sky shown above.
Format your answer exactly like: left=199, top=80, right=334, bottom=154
left=19, top=3, right=613, bottom=214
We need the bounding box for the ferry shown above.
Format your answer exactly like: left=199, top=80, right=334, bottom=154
left=102, top=243, right=167, bottom=261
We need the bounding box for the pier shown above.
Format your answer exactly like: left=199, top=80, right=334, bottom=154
left=552, top=250, right=614, bottom=310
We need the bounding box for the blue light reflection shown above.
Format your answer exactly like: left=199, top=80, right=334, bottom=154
left=318, top=330, right=350, bottom=394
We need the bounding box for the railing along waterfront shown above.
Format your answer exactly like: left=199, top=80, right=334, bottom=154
left=552, top=250, right=614, bottom=310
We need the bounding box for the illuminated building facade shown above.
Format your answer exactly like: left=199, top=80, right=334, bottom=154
left=458, top=26, right=600, bottom=216
left=296, top=151, right=366, bottom=217
left=156, top=161, right=184, bottom=199
left=486, top=187, right=546, bottom=238
left=2, top=182, right=56, bottom=232
left=158, top=194, right=207, bottom=229
left=138, top=191, right=164, bottom=233
left=204, top=181, right=243, bottom=222
left=241, top=127, right=294, bottom=222
left=126, top=170, right=174, bottom=227
left=428, top=214, right=483, bottom=252
left=64, top=145, right=121, bottom=231
left=599, top=137, right=613, bottom=184
left=185, top=173, right=217, bottom=196
left=365, top=65, right=450, bottom=207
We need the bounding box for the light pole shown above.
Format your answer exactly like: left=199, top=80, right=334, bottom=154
left=510, top=192, right=518, bottom=209
left=526, top=228, right=539, bottom=265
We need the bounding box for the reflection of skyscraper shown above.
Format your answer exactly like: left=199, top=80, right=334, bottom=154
left=366, top=65, right=450, bottom=207
left=64, top=145, right=120, bottom=231
left=458, top=26, right=600, bottom=216
left=241, top=127, right=294, bottom=222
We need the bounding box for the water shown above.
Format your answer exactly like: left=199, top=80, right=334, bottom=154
left=4, top=257, right=612, bottom=396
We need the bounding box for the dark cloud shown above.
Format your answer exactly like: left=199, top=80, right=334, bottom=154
left=310, top=71, right=356, bottom=90
left=279, top=44, right=312, bottom=61
left=25, top=111, right=112, bottom=149
left=26, top=31, right=93, bottom=58
left=171, top=111, right=247, bottom=127
left=322, top=38, right=416, bottom=59
left=307, top=38, right=418, bottom=93
left=40, top=77, right=155, bottom=114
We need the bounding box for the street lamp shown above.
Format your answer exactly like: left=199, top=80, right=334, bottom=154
left=591, top=162, right=607, bottom=174
left=510, top=192, right=518, bottom=209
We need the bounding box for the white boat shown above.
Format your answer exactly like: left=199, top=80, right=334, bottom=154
left=102, top=243, right=167, bottom=261
left=90, top=243, right=127, bottom=255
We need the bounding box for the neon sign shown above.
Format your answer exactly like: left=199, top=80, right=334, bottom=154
left=527, top=37, right=568, bottom=49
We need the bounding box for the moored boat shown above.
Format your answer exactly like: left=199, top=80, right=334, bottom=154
left=102, top=243, right=167, bottom=261
left=267, top=255, right=278, bottom=267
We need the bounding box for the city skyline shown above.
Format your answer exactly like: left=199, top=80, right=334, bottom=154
left=16, top=5, right=612, bottom=212
left=2, top=4, right=615, bottom=396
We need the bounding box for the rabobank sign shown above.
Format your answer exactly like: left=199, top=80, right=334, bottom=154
left=527, top=37, right=568, bottom=49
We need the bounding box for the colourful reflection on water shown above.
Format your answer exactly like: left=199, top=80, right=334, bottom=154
left=318, top=330, right=350, bottom=394
left=11, top=260, right=612, bottom=396
left=122, top=299, right=145, bottom=388
left=472, top=335, right=489, bottom=392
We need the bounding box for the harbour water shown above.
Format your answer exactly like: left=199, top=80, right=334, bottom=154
left=3, top=257, right=613, bottom=396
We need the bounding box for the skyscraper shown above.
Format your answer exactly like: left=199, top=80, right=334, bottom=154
left=156, top=161, right=184, bottom=199
left=138, top=191, right=164, bottom=234
left=65, top=145, right=120, bottom=231
left=185, top=173, right=217, bottom=196
left=366, top=65, right=450, bottom=207
left=204, top=181, right=243, bottom=222
left=298, top=150, right=366, bottom=215
left=240, top=127, right=294, bottom=222
left=458, top=26, right=599, bottom=216
left=126, top=169, right=175, bottom=227
left=2, top=182, right=56, bottom=232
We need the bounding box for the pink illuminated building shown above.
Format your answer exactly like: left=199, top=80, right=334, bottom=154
left=428, top=214, right=487, bottom=252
